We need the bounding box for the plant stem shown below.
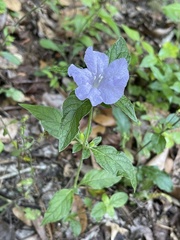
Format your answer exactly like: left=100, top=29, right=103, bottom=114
left=74, top=107, right=93, bottom=188
left=83, top=107, right=93, bottom=147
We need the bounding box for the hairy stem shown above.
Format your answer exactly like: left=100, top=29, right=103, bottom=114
left=74, top=107, right=93, bottom=188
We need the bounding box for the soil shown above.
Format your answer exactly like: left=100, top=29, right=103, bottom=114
left=0, top=0, right=179, bottom=240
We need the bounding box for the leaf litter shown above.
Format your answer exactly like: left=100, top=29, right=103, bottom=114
left=0, top=0, right=179, bottom=239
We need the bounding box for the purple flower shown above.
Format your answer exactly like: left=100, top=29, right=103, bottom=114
left=68, top=46, right=129, bottom=106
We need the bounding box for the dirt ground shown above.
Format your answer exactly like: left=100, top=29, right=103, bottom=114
left=0, top=0, right=179, bottom=239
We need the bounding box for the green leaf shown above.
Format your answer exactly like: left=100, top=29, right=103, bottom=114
left=114, top=96, right=138, bottom=122
left=163, top=3, right=180, bottom=22
left=91, top=146, right=137, bottom=191
left=79, top=169, right=121, bottom=189
left=138, top=166, right=173, bottom=192
left=170, top=82, right=180, bottom=93
left=5, top=87, right=25, bottom=102
left=106, top=37, right=131, bottom=63
left=42, top=189, right=74, bottom=224
left=1, top=51, right=22, bottom=65
left=102, top=193, right=110, bottom=206
left=79, top=35, right=93, bottom=47
left=0, top=141, right=4, bottom=153
left=84, top=197, right=93, bottom=209
left=24, top=208, right=41, bottom=220
left=112, top=106, right=130, bottom=134
left=91, top=202, right=106, bottom=221
left=39, top=39, right=60, bottom=52
left=164, top=113, right=180, bottom=128
left=99, top=9, right=120, bottom=37
left=109, top=192, right=128, bottom=208
left=170, top=132, right=180, bottom=144
left=106, top=205, right=115, bottom=217
left=140, top=54, right=158, bottom=68
left=0, top=0, right=6, bottom=14
left=82, top=148, right=91, bottom=159
left=151, top=134, right=166, bottom=154
left=158, top=42, right=179, bottom=60
left=81, top=0, right=95, bottom=7
left=151, top=66, right=164, bottom=82
left=116, top=152, right=137, bottom=191
left=72, top=142, right=82, bottom=153
left=141, top=41, right=154, bottom=54
left=121, top=24, right=140, bottom=41
left=154, top=170, right=173, bottom=192
left=20, top=104, right=62, bottom=139
left=89, top=136, right=102, bottom=147
left=91, top=146, right=117, bottom=174
left=69, top=219, right=81, bottom=237
left=59, top=93, right=91, bottom=151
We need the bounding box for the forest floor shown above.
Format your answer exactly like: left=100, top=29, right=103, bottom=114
left=0, top=0, right=179, bottom=240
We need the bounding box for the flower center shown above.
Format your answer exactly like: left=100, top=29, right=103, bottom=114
left=93, top=74, right=104, bottom=88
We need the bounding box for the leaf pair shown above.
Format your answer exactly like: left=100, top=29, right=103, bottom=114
left=20, top=93, right=91, bottom=151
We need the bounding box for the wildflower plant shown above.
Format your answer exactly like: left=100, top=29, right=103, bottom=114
left=20, top=38, right=138, bottom=236
left=68, top=46, right=129, bottom=106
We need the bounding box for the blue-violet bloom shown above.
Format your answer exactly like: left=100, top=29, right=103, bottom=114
left=68, top=46, right=129, bottom=106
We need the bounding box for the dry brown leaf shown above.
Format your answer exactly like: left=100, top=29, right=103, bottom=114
left=147, top=148, right=169, bottom=170
left=164, top=157, right=174, bottom=174
left=170, top=186, right=180, bottom=201
left=12, top=207, right=32, bottom=226
left=93, top=109, right=116, bottom=127
left=39, top=60, right=48, bottom=69
left=106, top=221, right=128, bottom=240
left=90, top=125, right=106, bottom=139
left=4, top=0, right=21, bottom=11
left=0, top=118, right=18, bottom=143
left=72, top=195, right=88, bottom=234
left=37, top=20, right=56, bottom=39
left=63, top=163, right=74, bottom=177
left=59, top=0, right=73, bottom=6
left=32, top=216, right=47, bottom=240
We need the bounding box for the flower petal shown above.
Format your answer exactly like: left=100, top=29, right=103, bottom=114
left=99, top=58, right=129, bottom=104
left=75, top=84, right=103, bottom=106
left=103, top=58, right=129, bottom=88
left=68, top=64, right=93, bottom=86
left=84, top=47, right=109, bottom=75
left=75, top=83, right=92, bottom=100
left=99, top=84, right=125, bottom=104
left=87, top=88, right=103, bottom=106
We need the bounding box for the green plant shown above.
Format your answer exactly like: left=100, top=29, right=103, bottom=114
left=35, top=60, right=69, bottom=89
left=0, top=0, right=6, bottom=14
left=121, top=24, right=180, bottom=110
left=0, top=87, right=25, bottom=102
left=24, top=207, right=41, bottom=220
left=91, top=192, right=128, bottom=221
left=20, top=38, right=137, bottom=236
left=39, top=0, right=120, bottom=62
left=137, top=166, right=173, bottom=193
left=62, top=0, right=120, bottom=47
left=162, top=2, right=180, bottom=23
left=133, top=110, right=180, bottom=160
